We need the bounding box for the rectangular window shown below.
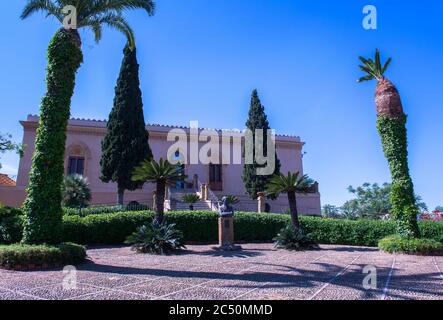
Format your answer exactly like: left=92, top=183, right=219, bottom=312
left=68, top=157, right=85, bottom=175
left=209, top=164, right=222, bottom=191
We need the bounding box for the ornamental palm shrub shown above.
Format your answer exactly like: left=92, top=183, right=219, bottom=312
left=358, top=49, right=420, bottom=238
left=182, top=194, right=200, bottom=211
left=62, top=174, right=92, bottom=214
left=219, top=195, right=240, bottom=206
left=267, top=172, right=317, bottom=230
left=132, top=158, right=186, bottom=223
left=125, top=221, right=185, bottom=255
left=21, top=0, right=155, bottom=244
left=267, top=172, right=318, bottom=250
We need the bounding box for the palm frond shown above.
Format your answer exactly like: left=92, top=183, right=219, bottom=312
left=357, top=49, right=392, bottom=82
left=21, top=0, right=63, bottom=22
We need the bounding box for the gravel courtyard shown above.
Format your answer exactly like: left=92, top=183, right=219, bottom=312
left=0, top=244, right=442, bottom=300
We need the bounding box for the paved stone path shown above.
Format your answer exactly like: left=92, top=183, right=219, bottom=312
left=0, top=244, right=442, bottom=300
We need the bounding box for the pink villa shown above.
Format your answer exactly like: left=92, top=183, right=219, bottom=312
left=0, top=115, right=321, bottom=215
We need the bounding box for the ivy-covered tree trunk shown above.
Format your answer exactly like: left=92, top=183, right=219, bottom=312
left=377, top=114, right=420, bottom=238
left=23, top=29, right=83, bottom=244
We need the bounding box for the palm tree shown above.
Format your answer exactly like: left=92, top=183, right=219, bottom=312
left=132, top=158, right=186, bottom=223
left=20, top=1, right=155, bottom=244
left=358, top=49, right=420, bottom=238
left=266, top=172, right=317, bottom=230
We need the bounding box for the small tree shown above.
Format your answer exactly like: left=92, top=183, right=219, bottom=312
left=0, top=133, right=23, bottom=170
left=101, top=45, right=153, bottom=205
left=266, top=172, right=317, bottom=230
left=62, top=174, right=92, bottom=215
left=242, top=89, right=281, bottom=200
left=132, top=158, right=186, bottom=223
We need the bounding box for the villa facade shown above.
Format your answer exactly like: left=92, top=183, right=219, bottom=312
left=0, top=115, right=321, bottom=215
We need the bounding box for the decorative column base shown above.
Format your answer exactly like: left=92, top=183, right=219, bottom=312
left=215, top=216, right=242, bottom=251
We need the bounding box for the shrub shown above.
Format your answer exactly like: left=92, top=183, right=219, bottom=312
left=0, top=243, right=86, bottom=270
left=273, top=226, right=318, bottom=251
left=63, top=203, right=150, bottom=216
left=125, top=221, right=185, bottom=255
left=378, top=236, right=443, bottom=256
left=4, top=209, right=443, bottom=247
left=62, top=174, right=92, bottom=210
left=62, top=211, right=154, bottom=244
left=0, top=207, right=24, bottom=244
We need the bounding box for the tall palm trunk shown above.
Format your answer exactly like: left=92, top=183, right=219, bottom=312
left=155, top=180, right=166, bottom=223
left=375, top=78, right=420, bottom=238
left=287, top=191, right=300, bottom=230
left=117, top=188, right=125, bottom=206
left=23, top=29, right=83, bottom=244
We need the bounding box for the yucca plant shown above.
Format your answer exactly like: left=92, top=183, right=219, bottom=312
left=267, top=172, right=317, bottom=230
left=125, top=221, right=186, bottom=255
left=62, top=174, right=92, bottom=214
left=21, top=0, right=155, bottom=244
left=358, top=49, right=420, bottom=238
left=132, top=158, right=186, bottom=222
left=182, top=194, right=200, bottom=211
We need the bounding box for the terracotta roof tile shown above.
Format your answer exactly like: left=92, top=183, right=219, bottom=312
left=0, top=174, right=16, bottom=187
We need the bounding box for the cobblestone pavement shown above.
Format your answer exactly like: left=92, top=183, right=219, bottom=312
left=0, top=244, right=442, bottom=300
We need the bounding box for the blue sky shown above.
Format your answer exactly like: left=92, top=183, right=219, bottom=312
left=1, top=0, right=442, bottom=209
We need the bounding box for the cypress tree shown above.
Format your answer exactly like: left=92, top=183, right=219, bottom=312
left=242, top=89, right=281, bottom=200
left=100, top=45, right=153, bottom=205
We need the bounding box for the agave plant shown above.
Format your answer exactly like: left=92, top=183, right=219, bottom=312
left=125, top=221, right=186, bottom=255
left=182, top=194, right=200, bottom=211
left=21, top=0, right=155, bottom=244
left=273, top=225, right=318, bottom=251
left=358, top=49, right=420, bottom=238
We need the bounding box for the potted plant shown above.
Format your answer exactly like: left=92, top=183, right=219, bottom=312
left=182, top=194, right=201, bottom=211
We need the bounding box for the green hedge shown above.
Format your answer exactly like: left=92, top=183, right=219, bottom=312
left=0, top=243, right=86, bottom=270
left=379, top=235, right=443, bottom=255
left=0, top=207, right=24, bottom=244
left=2, top=209, right=443, bottom=247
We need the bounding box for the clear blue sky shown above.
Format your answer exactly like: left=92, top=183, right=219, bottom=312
left=1, top=0, right=442, bottom=209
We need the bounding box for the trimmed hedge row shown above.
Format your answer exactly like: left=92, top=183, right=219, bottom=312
left=0, top=243, right=86, bottom=270
left=2, top=209, right=443, bottom=247
left=61, top=211, right=443, bottom=247
left=378, top=236, right=443, bottom=256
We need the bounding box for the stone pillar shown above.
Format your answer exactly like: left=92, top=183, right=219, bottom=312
left=201, top=184, right=208, bottom=201
left=217, top=216, right=242, bottom=251
left=257, top=192, right=266, bottom=213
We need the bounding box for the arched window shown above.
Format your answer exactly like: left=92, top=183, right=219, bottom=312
left=65, top=143, right=91, bottom=176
